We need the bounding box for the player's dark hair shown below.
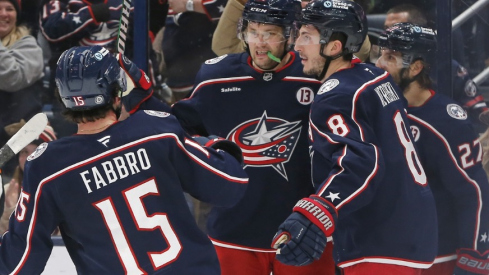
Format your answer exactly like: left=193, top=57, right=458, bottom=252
left=387, top=4, right=428, bottom=27
left=412, top=59, right=433, bottom=89
left=329, top=32, right=353, bottom=62
left=56, top=83, right=121, bottom=124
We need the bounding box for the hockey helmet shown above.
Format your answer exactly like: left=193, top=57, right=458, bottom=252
left=297, top=0, right=367, bottom=54
left=238, top=0, right=301, bottom=44
left=55, top=46, right=126, bottom=110
left=377, top=22, right=437, bottom=67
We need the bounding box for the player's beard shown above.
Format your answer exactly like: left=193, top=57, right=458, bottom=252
left=399, top=68, right=416, bottom=90
left=304, top=56, right=326, bottom=78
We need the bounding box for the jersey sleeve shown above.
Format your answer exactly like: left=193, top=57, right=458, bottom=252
left=411, top=114, right=489, bottom=253
left=0, top=158, right=62, bottom=274
left=169, top=119, right=248, bottom=207
left=310, top=92, right=385, bottom=217
left=202, top=0, right=228, bottom=20
left=40, top=0, right=121, bottom=43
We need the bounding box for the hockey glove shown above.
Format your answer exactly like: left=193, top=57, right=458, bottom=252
left=117, top=53, right=154, bottom=114
left=271, top=195, right=337, bottom=266
left=453, top=248, right=489, bottom=275
left=192, top=135, right=244, bottom=165
left=89, top=3, right=110, bottom=23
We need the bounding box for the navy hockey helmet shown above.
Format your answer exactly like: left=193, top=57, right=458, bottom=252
left=298, top=0, right=367, bottom=54
left=378, top=22, right=437, bottom=67
left=55, top=45, right=126, bottom=110
left=238, top=0, right=301, bottom=42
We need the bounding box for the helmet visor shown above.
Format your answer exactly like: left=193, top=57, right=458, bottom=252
left=293, top=23, right=322, bottom=46
left=238, top=20, right=287, bottom=44
left=376, top=48, right=411, bottom=69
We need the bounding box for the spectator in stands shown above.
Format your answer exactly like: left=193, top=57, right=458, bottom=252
left=0, top=0, right=44, bottom=179
left=161, top=0, right=226, bottom=101
left=211, top=0, right=372, bottom=61
left=382, top=4, right=489, bottom=133
left=0, top=122, right=57, bottom=234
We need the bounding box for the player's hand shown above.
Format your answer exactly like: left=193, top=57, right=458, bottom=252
left=116, top=53, right=153, bottom=114
left=168, top=0, right=188, bottom=13
left=453, top=248, right=489, bottom=274
left=192, top=135, right=244, bottom=165
left=271, top=195, right=337, bottom=266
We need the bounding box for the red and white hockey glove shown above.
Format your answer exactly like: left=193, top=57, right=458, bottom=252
left=271, top=195, right=337, bottom=266
left=192, top=135, right=244, bottom=165
left=453, top=248, right=489, bottom=275
left=117, top=53, right=153, bottom=114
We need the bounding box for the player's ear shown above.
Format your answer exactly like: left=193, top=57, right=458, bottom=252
left=409, top=60, right=424, bottom=78
left=328, top=40, right=343, bottom=56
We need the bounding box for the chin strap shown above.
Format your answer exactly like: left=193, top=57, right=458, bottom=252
left=317, top=44, right=344, bottom=81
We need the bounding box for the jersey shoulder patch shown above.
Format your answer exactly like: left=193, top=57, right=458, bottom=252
left=446, top=104, right=467, bottom=120
left=27, top=142, right=48, bottom=161
left=205, top=55, right=228, bottom=64
left=144, top=110, right=171, bottom=118
left=318, top=79, right=340, bottom=95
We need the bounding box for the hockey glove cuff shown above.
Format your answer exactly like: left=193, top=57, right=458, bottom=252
left=89, top=3, right=110, bottom=23
left=453, top=248, right=489, bottom=274
left=192, top=135, right=244, bottom=165
left=117, top=54, right=153, bottom=114
left=271, top=196, right=337, bottom=266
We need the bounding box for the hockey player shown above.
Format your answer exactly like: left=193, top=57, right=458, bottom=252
left=0, top=45, right=248, bottom=274
left=383, top=4, right=489, bottom=133
left=376, top=23, right=489, bottom=275
left=271, top=1, right=438, bottom=274
left=171, top=0, right=335, bottom=273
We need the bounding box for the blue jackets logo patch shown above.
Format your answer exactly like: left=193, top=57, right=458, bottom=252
left=227, top=111, right=302, bottom=180
left=447, top=104, right=467, bottom=120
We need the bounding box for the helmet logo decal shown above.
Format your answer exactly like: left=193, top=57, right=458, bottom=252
left=413, top=26, right=422, bottom=33
left=227, top=111, right=302, bottom=180
left=447, top=104, right=467, bottom=120
left=296, top=87, right=315, bottom=105
left=95, top=96, right=104, bottom=104
left=324, top=1, right=332, bottom=7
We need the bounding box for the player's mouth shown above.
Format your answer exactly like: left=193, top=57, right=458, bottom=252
left=299, top=55, right=308, bottom=65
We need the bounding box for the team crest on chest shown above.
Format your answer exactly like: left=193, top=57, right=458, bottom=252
left=205, top=55, right=228, bottom=64
left=447, top=104, right=467, bottom=120
left=263, top=72, right=273, bottom=81
left=27, top=142, right=48, bottom=161
left=227, top=111, right=302, bottom=180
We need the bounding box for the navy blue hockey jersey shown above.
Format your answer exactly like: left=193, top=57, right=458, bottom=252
left=40, top=0, right=129, bottom=48
left=0, top=111, right=248, bottom=274
left=172, top=52, right=322, bottom=250
left=407, top=91, right=489, bottom=262
left=309, top=61, right=438, bottom=268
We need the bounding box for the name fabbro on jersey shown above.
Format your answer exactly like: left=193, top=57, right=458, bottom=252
left=80, top=148, right=151, bottom=193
